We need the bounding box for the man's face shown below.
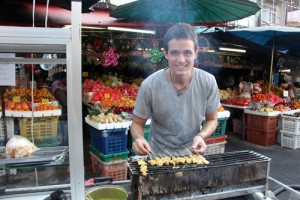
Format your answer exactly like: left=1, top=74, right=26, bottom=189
left=163, top=39, right=198, bottom=76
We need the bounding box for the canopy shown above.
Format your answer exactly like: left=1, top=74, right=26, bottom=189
left=110, top=0, right=260, bottom=24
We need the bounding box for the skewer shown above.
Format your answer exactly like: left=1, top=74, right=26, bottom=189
left=185, top=147, right=193, bottom=156
left=165, top=149, right=173, bottom=157
left=159, top=153, right=164, bottom=158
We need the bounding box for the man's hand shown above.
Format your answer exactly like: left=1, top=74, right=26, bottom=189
left=191, top=135, right=207, bottom=153
left=132, top=138, right=152, bottom=156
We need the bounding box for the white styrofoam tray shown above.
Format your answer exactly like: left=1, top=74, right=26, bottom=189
left=85, top=117, right=131, bottom=130
left=4, top=110, right=61, bottom=118
left=244, top=109, right=280, bottom=117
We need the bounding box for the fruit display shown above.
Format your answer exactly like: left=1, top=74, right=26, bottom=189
left=217, top=106, right=224, bottom=112
left=261, top=83, right=283, bottom=97
left=82, top=78, right=139, bottom=114
left=86, top=113, right=124, bottom=124
left=223, top=97, right=251, bottom=106
left=33, top=104, right=59, bottom=111
left=251, top=92, right=283, bottom=104
left=289, top=100, right=300, bottom=109
left=219, top=89, right=238, bottom=100
left=4, top=88, right=55, bottom=103
left=248, top=102, right=275, bottom=112
left=273, top=104, right=290, bottom=112
left=5, top=101, right=31, bottom=111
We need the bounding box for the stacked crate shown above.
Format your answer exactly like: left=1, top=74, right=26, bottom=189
left=128, top=121, right=151, bottom=157
left=18, top=116, right=60, bottom=147
left=203, top=111, right=230, bottom=155
left=246, top=114, right=278, bottom=146
left=280, top=114, right=300, bottom=150
left=89, top=126, right=129, bottom=181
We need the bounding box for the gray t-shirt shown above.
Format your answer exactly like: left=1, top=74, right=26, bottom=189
left=133, top=68, right=220, bottom=156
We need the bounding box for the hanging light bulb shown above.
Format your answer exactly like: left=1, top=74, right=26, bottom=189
left=40, top=54, right=55, bottom=71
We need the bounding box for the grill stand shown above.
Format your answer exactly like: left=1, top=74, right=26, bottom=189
left=129, top=151, right=272, bottom=200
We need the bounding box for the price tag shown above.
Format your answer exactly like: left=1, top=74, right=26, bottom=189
left=283, top=90, right=288, bottom=97
left=82, top=72, right=89, bottom=77
left=13, top=96, right=21, bottom=103
left=42, top=98, right=49, bottom=104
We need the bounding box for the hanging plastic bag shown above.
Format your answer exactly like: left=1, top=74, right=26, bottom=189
left=6, top=135, right=38, bottom=158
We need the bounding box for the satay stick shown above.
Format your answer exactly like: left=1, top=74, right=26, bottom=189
left=165, top=149, right=173, bottom=157
left=185, top=147, right=193, bottom=156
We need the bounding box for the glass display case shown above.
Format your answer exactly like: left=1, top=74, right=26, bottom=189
left=0, top=2, right=84, bottom=199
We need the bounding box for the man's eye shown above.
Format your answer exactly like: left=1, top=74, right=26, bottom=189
left=170, top=51, right=178, bottom=55
left=184, top=51, right=193, bottom=55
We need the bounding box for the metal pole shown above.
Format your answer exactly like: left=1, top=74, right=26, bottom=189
left=269, top=177, right=300, bottom=197
left=268, top=39, right=275, bottom=102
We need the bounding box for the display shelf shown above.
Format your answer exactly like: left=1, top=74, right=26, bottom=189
left=244, top=109, right=280, bottom=117
left=4, top=110, right=62, bottom=118
left=221, top=104, right=252, bottom=109
left=85, top=117, right=131, bottom=130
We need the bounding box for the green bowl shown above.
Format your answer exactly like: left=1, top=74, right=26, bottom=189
left=86, top=185, right=128, bottom=200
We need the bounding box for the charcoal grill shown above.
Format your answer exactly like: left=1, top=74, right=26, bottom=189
left=128, top=150, right=271, bottom=200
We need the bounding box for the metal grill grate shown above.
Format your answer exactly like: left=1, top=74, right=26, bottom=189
left=128, top=150, right=271, bottom=176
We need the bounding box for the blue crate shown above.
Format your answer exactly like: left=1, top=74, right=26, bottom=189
left=90, top=127, right=128, bottom=154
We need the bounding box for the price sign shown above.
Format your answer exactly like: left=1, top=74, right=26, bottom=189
left=13, top=96, right=21, bottom=103
left=82, top=72, right=89, bottom=77
left=283, top=90, right=288, bottom=97
left=42, top=98, right=49, bottom=104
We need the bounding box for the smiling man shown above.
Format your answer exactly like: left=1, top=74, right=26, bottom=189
left=130, top=23, right=220, bottom=157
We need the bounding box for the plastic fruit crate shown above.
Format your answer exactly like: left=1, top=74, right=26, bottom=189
left=90, top=127, right=128, bottom=154
left=280, top=130, right=300, bottom=150
left=281, top=115, right=300, bottom=135
left=246, top=128, right=276, bottom=146
left=246, top=114, right=278, bottom=132
left=19, top=116, right=58, bottom=138
left=204, top=118, right=227, bottom=138
left=232, top=119, right=242, bottom=134
left=0, top=118, right=15, bottom=146
left=89, top=145, right=129, bottom=162
left=204, top=141, right=226, bottom=155
left=205, top=135, right=227, bottom=145
left=128, top=124, right=151, bottom=148
left=90, top=152, right=128, bottom=181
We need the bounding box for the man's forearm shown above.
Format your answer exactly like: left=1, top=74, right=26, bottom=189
left=198, top=119, right=218, bottom=139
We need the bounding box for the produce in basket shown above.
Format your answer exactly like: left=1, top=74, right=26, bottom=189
left=6, top=135, right=38, bottom=158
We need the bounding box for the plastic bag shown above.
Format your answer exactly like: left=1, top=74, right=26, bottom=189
left=5, top=135, right=38, bottom=158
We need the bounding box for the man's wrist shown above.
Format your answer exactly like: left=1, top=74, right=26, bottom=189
left=196, top=134, right=205, bottom=140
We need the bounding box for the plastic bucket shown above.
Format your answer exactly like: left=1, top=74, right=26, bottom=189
left=85, top=185, right=128, bottom=200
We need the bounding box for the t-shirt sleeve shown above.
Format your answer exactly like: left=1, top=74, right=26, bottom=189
left=133, top=81, right=152, bottom=120
left=206, top=76, right=221, bottom=114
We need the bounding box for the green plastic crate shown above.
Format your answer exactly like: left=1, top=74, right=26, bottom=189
left=203, top=118, right=228, bottom=138
left=28, top=136, right=60, bottom=147
left=89, top=145, right=129, bottom=162
left=128, top=124, right=151, bottom=148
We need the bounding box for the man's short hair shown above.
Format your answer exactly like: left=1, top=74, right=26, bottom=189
left=163, top=23, right=199, bottom=52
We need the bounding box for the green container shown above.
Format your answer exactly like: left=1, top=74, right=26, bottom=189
left=86, top=185, right=128, bottom=200
left=28, top=136, right=60, bottom=147
left=89, top=145, right=129, bottom=162
left=203, top=118, right=228, bottom=138
left=128, top=124, right=151, bottom=148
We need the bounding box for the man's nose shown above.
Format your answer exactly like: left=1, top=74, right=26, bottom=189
left=176, top=53, right=185, bottom=62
